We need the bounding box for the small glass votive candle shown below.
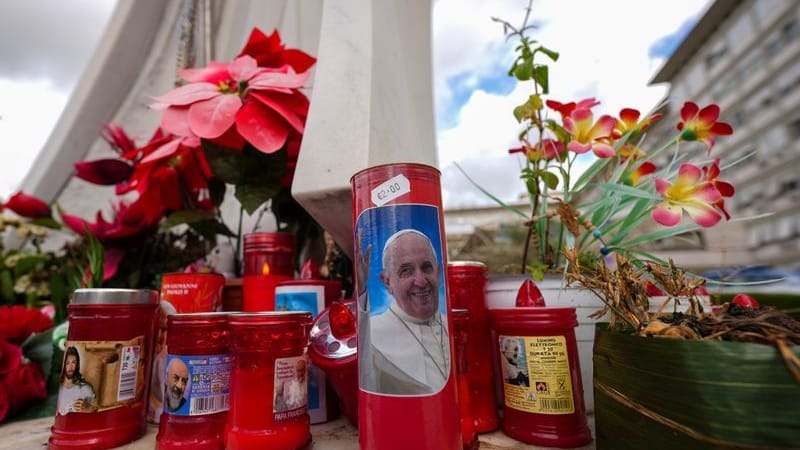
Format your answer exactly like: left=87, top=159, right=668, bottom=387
left=49, top=289, right=159, bottom=450
left=242, top=232, right=296, bottom=311
left=156, top=312, right=231, bottom=450
left=225, top=311, right=313, bottom=450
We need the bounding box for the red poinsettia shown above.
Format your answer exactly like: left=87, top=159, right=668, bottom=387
left=0, top=358, right=48, bottom=422
left=1, top=192, right=51, bottom=219
left=0, top=306, right=53, bottom=345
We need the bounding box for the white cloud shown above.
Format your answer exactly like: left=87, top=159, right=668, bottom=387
left=0, top=79, right=67, bottom=199
left=433, top=0, right=711, bottom=208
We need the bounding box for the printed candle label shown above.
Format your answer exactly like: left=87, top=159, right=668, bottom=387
left=499, top=335, right=574, bottom=415
left=273, top=355, right=309, bottom=422
left=57, top=336, right=146, bottom=415
left=163, top=354, right=232, bottom=416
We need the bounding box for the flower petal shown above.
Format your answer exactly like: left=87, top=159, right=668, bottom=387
left=683, top=202, right=722, bottom=228
left=679, top=102, right=699, bottom=123
left=140, top=139, right=181, bottom=164
left=160, top=106, right=194, bottom=138
left=2, top=192, right=50, bottom=218
left=235, top=101, right=290, bottom=154
left=228, top=55, right=261, bottom=81
left=249, top=67, right=309, bottom=90
left=652, top=203, right=682, bottom=227
left=567, top=141, right=592, bottom=154
left=249, top=91, right=305, bottom=133
left=592, top=143, right=616, bottom=158
left=151, top=83, right=219, bottom=108
left=74, top=159, right=134, bottom=185
left=188, top=95, right=242, bottom=138
left=697, top=104, right=721, bottom=124
left=654, top=177, right=671, bottom=194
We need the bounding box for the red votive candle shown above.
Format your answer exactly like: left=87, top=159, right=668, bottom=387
left=156, top=312, right=230, bottom=450
left=225, top=311, right=313, bottom=450
left=489, top=307, right=591, bottom=448
left=308, top=300, right=358, bottom=426
left=451, top=309, right=478, bottom=450
left=49, top=289, right=159, bottom=450
left=447, top=261, right=500, bottom=432
left=242, top=232, right=296, bottom=311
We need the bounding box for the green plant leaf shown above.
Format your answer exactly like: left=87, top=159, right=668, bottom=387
left=453, top=162, right=528, bottom=219
left=22, top=328, right=55, bottom=377
left=590, top=182, right=661, bottom=200
left=13, top=255, right=48, bottom=279
left=0, top=269, right=13, bottom=303
left=542, top=171, right=559, bottom=190
left=535, top=45, right=559, bottom=61
left=513, top=94, right=543, bottom=123
left=533, top=65, right=549, bottom=93
left=30, top=217, right=61, bottom=230
left=235, top=183, right=280, bottom=215
left=202, top=141, right=248, bottom=185
left=208, top=178, right=226, bottom=207
left=189, top=220, right=236, bottom=241
left=514, top=58, right=533, bottom=80
left=160, top=209, right=218, bottom=231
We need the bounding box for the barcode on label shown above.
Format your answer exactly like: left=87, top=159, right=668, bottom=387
left=118, top=370, right=136, bottom=400
left=117, top=345, right=140, bottom=401
left=539, top=398, right=572, bottom=411
left=190, top=394, right=229, bottom=415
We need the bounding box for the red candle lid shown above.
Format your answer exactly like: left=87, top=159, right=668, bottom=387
left=515, top=279, right=546, bottom=307
left=309, top=300, right=357, bottom=360
left=243, top=232, right=296, bottom=253
left=447, top=261, right=487, bottom=274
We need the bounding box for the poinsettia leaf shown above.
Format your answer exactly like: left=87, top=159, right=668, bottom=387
left=30, top=217, right=62, bottom=230
left=22, top=327, right=55, bottom=377
left=189, top=219, right=236, bottom=241
left=160, top=209, right=218, bottom=232
left=235, top=183, right=280, bottom=215
left=208, top=178, right=226, bottom=207
left=202, top=140, right=249, bottom=185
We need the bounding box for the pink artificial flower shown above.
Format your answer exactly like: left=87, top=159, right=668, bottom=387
left=152, top=55, right=310, bottom=154
left=626, top=161, right=657, bottom=186
left=677, top=102, right=733, bottom=153
left=652, top=163, right=724, bottom=227
left=562, top=108, right=616, bottom=158
left=613, top=108, right=662, bottom=139
left=508, top=138, right=566, bottom=161
left=546, top=97, right=600, bottom=119
left=702, top=158, right=735, bottom=220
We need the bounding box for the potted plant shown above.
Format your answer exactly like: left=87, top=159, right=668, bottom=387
left=468, top=7, right=800, bottom=445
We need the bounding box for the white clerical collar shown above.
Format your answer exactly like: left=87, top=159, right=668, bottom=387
left=390, top=302, right=439, bottom=325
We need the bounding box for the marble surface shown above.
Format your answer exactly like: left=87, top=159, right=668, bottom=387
left=0, top=415, right=596, bottom=450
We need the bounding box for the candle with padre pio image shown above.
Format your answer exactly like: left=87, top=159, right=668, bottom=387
left=242, top=232, right=296, bottom=311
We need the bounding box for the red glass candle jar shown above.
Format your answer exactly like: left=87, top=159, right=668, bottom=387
left=351, top=163, right=462, bottom=450
left=49, top=289, right=159, bottom=450
left=451, top=309, right=478, bottom=450
left=489, top=307, right=591, bottom=448
left=150, top=272, right=226, bottom=424
left=156, top=313, right=230, bottom=450
left=242, top=232, right=296, bottom=311
left=447, top=261, right=499, bottom=432
left=308, top=300, right=358, bottom=426
left=225, top=311, right=313, bottom=450
left=275, top=279, right=343, bottom=424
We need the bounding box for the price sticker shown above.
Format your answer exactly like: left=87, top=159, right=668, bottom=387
left=371, top=174, right=411, bottom=206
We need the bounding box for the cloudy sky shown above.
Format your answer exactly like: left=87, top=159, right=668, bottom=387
left=0, top=0, right=710, bottom=209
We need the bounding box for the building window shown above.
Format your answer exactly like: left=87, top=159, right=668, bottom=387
left=788, top=117, right=800, bottom=140
left=705, top=46, right=728, bottom=68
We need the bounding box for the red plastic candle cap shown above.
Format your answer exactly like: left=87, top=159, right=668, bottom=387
left=515, top=279, right=546, bottom=307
